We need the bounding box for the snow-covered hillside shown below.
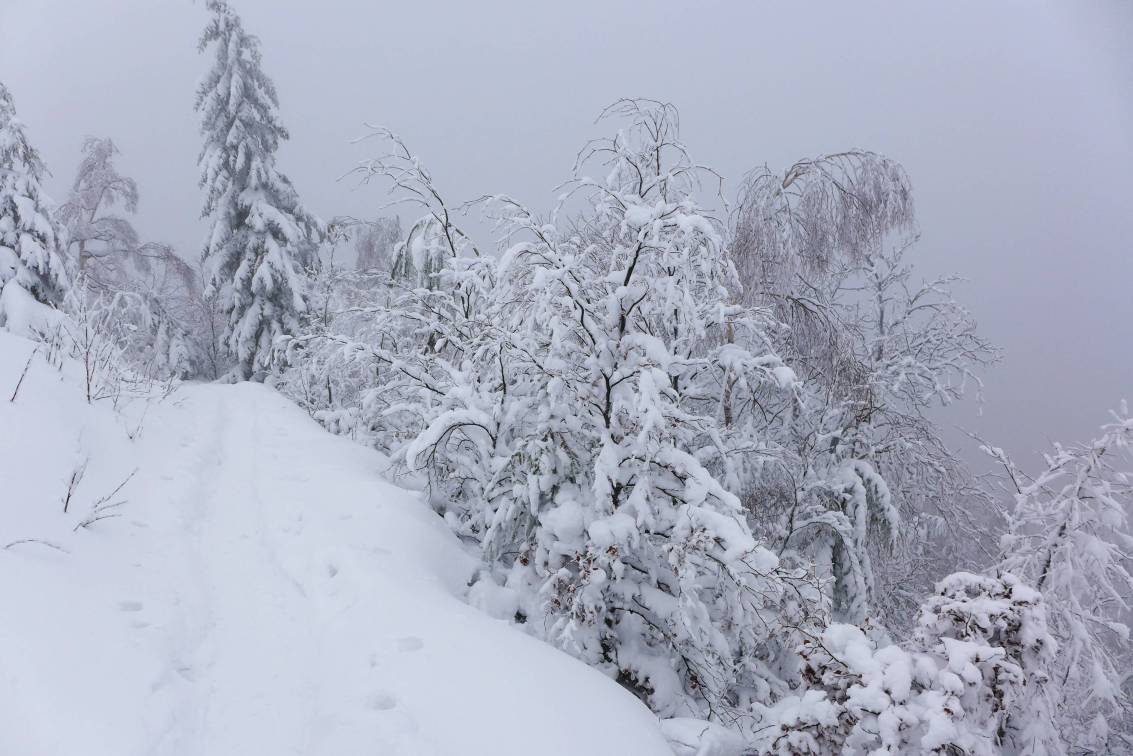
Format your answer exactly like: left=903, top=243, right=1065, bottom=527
left=0, top=330, right=672, bottom=756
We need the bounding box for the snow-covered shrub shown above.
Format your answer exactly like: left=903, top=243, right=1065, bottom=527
left=761, top=571, right=1060, bottom=755
left=94, top=285, right=193, bottom=381
left=28, top=284, right=132, bottom=405
left=277, top=125, right=497, bottom=457
left=276, top=217, right=406, bottom=426
left=914, top=572, right=1061, bottom=754
left=277, top=101, right=828, bottom=719
left=385, top=100, right=822, bottom=720
left=21, top=269, right=195, bottom=405
left=274, top=259, right=401, bottom=442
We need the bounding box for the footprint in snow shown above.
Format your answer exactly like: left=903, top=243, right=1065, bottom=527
left=367, top=692, right=398, bottom=711
left=117, top=600, right=149, bottom=628
left=395, top=636, right=424, bottom=653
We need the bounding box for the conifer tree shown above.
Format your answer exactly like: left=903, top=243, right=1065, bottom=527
left=195, top=0, right=321, bottom=379
left=0, top=82, right=68, bottom=326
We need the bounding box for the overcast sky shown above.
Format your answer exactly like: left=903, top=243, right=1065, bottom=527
left=2, top=0, right=1131, bottom=466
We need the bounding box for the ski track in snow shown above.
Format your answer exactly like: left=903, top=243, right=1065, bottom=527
left=0, top=341, right=672, bottom=756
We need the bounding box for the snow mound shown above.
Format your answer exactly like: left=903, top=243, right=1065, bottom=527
left=0, top=330, right=671, bottom=755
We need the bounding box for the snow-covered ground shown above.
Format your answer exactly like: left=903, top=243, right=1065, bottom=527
left=0, top=330, right=672, bottom=755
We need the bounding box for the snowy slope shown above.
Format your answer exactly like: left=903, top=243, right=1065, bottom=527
left=0, top=330, right=672, bottom=756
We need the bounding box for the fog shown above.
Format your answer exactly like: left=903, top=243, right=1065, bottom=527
left=3, top=0, right=1131, bottom=464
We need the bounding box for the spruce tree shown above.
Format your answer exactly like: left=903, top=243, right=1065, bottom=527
left=0, top=82, right=68, bottom=325
left=195, top=0, right=320, bottom=380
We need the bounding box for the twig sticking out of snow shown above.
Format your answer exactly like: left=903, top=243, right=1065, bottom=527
left=61, top=458, right=89, bottom=514
left=8, top=346, right=39, bottom=402
left=73, top=468, right=139, bottom=531
left=3, top=539, right=69, bottom=554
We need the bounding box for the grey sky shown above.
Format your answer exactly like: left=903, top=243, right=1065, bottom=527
left=2, top=0, right=1131, bottom=466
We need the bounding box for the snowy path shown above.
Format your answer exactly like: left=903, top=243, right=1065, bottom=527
left=0, top=336, right=672, bottom=756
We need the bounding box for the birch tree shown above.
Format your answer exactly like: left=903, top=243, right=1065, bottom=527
left=731, top=152, right=997, bottom=624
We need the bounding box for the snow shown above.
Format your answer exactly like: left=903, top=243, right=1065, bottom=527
left=660, top=718, right=745, bottom=756
left=0, top=330, right=671, bottom=756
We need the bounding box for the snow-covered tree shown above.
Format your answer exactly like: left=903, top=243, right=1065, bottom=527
left=195, top=0, right=321, bottom=380
left=984, top=407, right=1133, bottom=752
left=56, top=136, right=139, bottom=276
left=276, top=129, right=483, bottom=447
left=731, top=152, right=998, bottom=625
left=0, top=81, right=68, bottom=327
left=56, top=136, right=197, bottom=379
left=388, top=100, right=817, bottom=720
left=764, top=572, right=1061, bottom=755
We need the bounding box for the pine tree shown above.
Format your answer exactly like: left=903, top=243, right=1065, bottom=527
left=195, top=0, right=321, bottom=380
left=0, top=82, right=68, bottom=326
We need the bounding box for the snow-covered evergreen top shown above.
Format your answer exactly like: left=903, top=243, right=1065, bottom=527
left=195, top=0, right=321, bottom=378
left=0, top=82, right=68, bottom=313
left=196, top=1, right=290, bottom=219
